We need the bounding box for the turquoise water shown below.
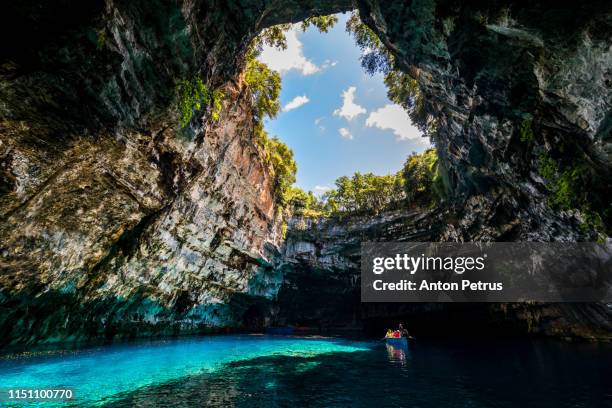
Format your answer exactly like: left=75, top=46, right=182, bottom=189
left=0, top=335, right=368, bottom=406
left=0, top=335, right=611, bottom=407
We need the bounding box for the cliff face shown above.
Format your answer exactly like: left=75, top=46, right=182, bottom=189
left=278, top=212, right=612, bottom=340
left=0, top=73, right=286, bottom=344
left=274, top=209, right=446, bottom=329
left=0, top=0, right=611, bottom=346
left=0, top=0, right=353, bottom=345
left=358, top=0, right=612, bottom=241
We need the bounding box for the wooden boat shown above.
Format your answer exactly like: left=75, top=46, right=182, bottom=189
left=385, top=337, right=408, bottom=347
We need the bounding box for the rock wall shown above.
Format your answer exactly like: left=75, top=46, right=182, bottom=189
left=358, top=0, right=612, bottom=241
left=0, top=73, right=286, bottom=344
left=274, top=209, right=446, bottom=329
left=0, top=0, right=355, bottom=345
left=277, top=211, right=612, bottom=340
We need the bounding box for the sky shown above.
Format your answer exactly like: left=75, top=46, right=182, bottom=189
left=258, top=13, right=431, bottom=196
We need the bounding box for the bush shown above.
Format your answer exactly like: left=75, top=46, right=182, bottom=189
left=285, top=187, right=328, bottom=217
left=323, top=172, right=404, bottom=215
left=537, top=152, right=607, bottom=236
left=402, top=148, right=448, bottom=205
left=176, top=77, right=224, bottom=127
left=262, top=135, right=297, bottom=206
left=519, top=116, right=534, bottom=144
left=244, top=57, right=281, bottom=122
left=242, top=52, right=292, bottom=207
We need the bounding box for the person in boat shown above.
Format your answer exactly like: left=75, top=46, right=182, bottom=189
left=392, top=330, right=401, bottom=338
left=398, top=323, right=410, bottom=338
left=385, top=329, right=393, bottom=338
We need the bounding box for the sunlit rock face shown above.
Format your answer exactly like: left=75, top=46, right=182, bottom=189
left=0, top=76, right=285, bottom=344
left=0, top=0, right=356, bottom=345
left=0, top=0, right=610, bottom=345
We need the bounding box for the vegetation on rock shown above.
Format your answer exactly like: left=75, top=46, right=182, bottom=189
left=243, top=16, right=341, bottom=210
left=244, top=45, right=295, bottom=208
left=323, top=172, right=404, bottom=215
left=537, top=152, right=607, bottom=237
left=176, top=77, right=224, bottom=127
left=346, top=11, right=432, bottom=135
left=288, top=149, right=447, bottom=218
left=244, top=15, right=446, bottom=218
left=403, top=148, right=449, bottom=204
left=251, top=15, right=338, bottom=54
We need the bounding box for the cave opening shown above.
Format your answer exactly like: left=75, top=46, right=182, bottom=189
left=256, top=12, right=432, bottom=203
left=237, top=12, right=476, bottom=338
left=234, top=7, right=611, bottom=340
left=1, top=0, right=610, bottom=348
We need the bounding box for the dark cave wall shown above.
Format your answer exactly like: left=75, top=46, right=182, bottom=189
left=278, top=212, right=612, bottom=340
left=358, top=0, right=612, bottom=241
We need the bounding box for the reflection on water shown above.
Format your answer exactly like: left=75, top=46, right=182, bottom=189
left=0, top=335, right=611, bottom=407
left=385, top=344, right=409, bottom=366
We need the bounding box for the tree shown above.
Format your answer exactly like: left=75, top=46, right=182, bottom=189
left=285, top=187, right=327, bottom=217
left=323, top=172, right=405, bottom=215
left=244, top=57, right=281, bottom=123
left=346, top=11, right=431, bottom=134
left=402, top=149, right=448, bottom=205
left=264, top=136, right=297, bottom=206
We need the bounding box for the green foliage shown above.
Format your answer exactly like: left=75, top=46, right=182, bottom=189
left=384, top=70, right=429, bottom=134
left=254, top=24, right=292, bottom=52
left=537, top=152, right=607, bottom=236
left=323, top=172, right=404, bottom=215
left=260, top=132, right=297, bottom=206
left=250, top=16, right=338, bottom=58
left=245, top=57, right=281, bottom=122
left=176, top=77, right=224, bottom=127
left=537, top=153, right=581, bottom=209
left=210, top=89, right=224, bottom=121
left=431, top=155, right=451, bottom=202
left=402, top=148, right=447, bottom=205
left=96, top=29, right=106, bottom=50
left=346, top=11, right=431, bottom=134
left=242, top=44, right=293, bottom=208
left=300, top=15, right=338, bottom=34
left=285, top=187, right=328, bottom=217
left=346, top=11, right=394, bottom=75
left=298, top=149, right=448, bottom=217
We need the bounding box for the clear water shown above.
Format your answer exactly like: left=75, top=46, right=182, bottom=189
left=0, top=335, right=611, bottom=407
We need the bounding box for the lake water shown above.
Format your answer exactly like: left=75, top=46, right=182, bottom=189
left=0, top=335, right=610, bottom=407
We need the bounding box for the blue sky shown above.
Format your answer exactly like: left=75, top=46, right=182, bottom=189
left=259, top=13, right=430, bottom=196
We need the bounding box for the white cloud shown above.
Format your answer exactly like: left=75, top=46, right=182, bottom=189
left=365, top=104, right=422, bottom=141
left=314, top=117, right=325, bottom=132
left=283, top=95, right=310, bottom=112
left=321, top=59, right=338, bottom=70
left=258, top=27, right=320, bottom=75
left=338, top=127, right=353, bottom=140
left=333, top=86, right=366, bottom=121
left=313, top=185, right=332, bottom=197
